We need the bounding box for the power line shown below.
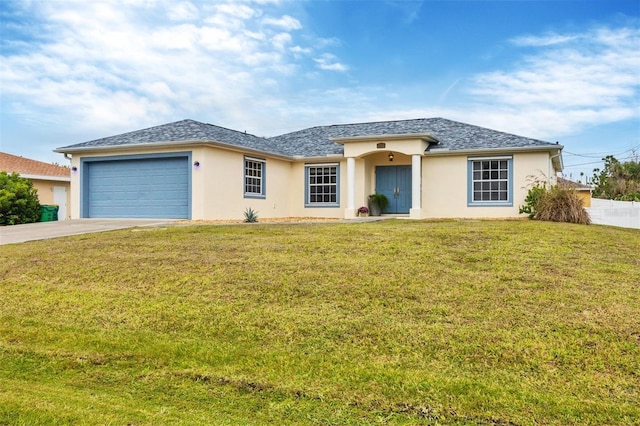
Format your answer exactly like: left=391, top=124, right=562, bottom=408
left=564, top=154, right=639, bottom=169
left=563, top=144, right=640, bottom=159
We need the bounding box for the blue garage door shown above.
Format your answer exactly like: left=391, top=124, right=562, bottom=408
left=86, top=156, right=189, bottom=218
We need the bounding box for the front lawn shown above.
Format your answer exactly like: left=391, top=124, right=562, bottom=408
left=1, top=220, right=638, bottom=425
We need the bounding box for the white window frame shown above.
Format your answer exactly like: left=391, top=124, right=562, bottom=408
left=305, top=163, right=340, bottom=207
left=244, top=156, right=266, bottom=198
left=467, top=156, right=513, bottom=206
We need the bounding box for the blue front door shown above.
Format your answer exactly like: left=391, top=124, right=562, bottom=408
left=375, top=165, right=412, bottom=214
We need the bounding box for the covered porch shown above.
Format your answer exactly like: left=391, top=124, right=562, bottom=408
left=332, top=133, right=439, bottom=219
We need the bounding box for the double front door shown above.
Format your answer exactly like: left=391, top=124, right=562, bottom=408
left=375, top=165, right=412, bottom=214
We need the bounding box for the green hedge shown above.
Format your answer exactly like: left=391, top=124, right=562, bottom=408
left=0, top=171, right=41, bottom=225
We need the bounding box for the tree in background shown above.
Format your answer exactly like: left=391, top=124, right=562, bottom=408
left=591, top=154, right=640, bottom=201
left=0, top=172, right=41, bottom=225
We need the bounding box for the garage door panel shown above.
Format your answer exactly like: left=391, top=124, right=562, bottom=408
left=86, top=156, right=189, bottom=218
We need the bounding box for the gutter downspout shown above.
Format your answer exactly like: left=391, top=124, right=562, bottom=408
left=549, top=149, right=562, bottom=186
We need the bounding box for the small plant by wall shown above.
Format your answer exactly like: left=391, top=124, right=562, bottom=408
left=243, top=207, right=259, bottom=223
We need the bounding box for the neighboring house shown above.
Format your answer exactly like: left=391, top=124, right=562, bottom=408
left=557, top=177, right=592, bottom=207
left=54, top=118, right=563, bottom=220
left=0, top=152, right=71, bottom=220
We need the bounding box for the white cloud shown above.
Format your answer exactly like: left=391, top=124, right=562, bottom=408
left=314, top=53, right=348, bottom=72
left=150, top=24, right=199, bottom=50
left=0, top=0, right=348, bottom=136
left=262, top=14, right=302, bottom=30
left=290, top=45, right=311, bottom=55
left=510, top=33, right=580, bottom=47
left=466, top=25, right=640, bottom=139
left=314, top=37, right=341, bottom=49
left=271, top=32, right=292, bottom=51
left=167, top=1, right=199, bottom=21
left=199, top=26, right=249, bottom=52
left=8, top=0, right=634, bottom=166
left=214, top=3, right=258, bottom=20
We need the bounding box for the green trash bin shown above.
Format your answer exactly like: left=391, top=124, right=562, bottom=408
left=40, top=205, right=59, bottom=222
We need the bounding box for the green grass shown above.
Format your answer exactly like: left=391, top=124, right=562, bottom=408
left=1, top=220, right=639, bottom=425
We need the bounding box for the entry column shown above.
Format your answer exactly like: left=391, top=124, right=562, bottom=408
left=410, top=154, right=422, bottom=219
left=345, top=157, right=357, bottom=218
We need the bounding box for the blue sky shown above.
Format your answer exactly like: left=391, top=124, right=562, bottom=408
left=1, top=0, right=638, bottom=181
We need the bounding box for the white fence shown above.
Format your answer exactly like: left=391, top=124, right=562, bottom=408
left=587, top=199, right=640, bottom=229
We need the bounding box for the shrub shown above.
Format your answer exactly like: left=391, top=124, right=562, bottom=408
left=521, top=183, right=590, bottom=225
left=368, top=193, right=389, bottom=210
left=243, top=207, right=259, bottom=223
left=518, top=183, right=546, bottom=218
left=0, top=172, right=41, bottom=225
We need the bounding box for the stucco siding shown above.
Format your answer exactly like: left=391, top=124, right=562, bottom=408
left=197, top=147, right=293, bottom=220
left=31, top=179, right=71, bottom=220
left=288, top=160, right=346, bottom=218
left=577, top=190, right=592, bottom=208
left=70, top=146, right=298, bottom=220
left=66, top=144, right=556, bottom=220
left=421, top=151, right=552, bottom=218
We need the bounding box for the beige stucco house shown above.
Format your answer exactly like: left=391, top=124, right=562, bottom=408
left=0, top=152, right=71, bottom=220
left=54, top=118, right=563, bottom=220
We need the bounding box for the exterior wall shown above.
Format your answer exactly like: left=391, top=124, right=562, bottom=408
left=69, top=146, right=295, bottom=220
left=68, top=146, right=196, bottom=219
left=343, top=138, right=429, bottom=158
left=288, top=159, right=346, bottom=218
left=195, top=146, right=293, bottom=220
left=422, top=151, right=552, bottom=219
left=31, top=179, right=71, bottom=219
left=577, top=190, right=592, bottom=208
left=67, top=145, right=556, bottom=221
left=69, top=156, right=81, bottom=219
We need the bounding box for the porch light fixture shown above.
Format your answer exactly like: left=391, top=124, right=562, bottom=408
left=388, top=152, right=394, bottom=162
left=193, top=161, right=200, bottom=168
left=71, top=166, right=78, bottom=173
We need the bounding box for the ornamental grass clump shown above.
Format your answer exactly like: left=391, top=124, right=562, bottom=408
left=533, top=185, right=591, bottom=225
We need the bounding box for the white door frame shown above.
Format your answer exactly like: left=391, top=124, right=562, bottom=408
left=53, top=185, right=67, bottom=220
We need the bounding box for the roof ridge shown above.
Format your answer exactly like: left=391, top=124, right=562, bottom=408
left=269, top=117, right=443, bottom=139
left=319, top=117, right=441, bottom=129
left=195, top=119, right=265, bottom=140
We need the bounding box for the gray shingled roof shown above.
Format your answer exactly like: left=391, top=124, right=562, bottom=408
left=56, top=117, right=559, bottom=158
left=56, top=119, right=290, bottom=157
left=269, top=118, right=558, bottom=156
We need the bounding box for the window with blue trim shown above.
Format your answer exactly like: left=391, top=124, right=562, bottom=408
left=305, top=163, right=339, bottom=206
left=468, top=156, right=513, bottom=206
left=244, top=157, right=265, bottom=198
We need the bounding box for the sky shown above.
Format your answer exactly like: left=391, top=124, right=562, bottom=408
left=1, top=0, right=639, bottom=182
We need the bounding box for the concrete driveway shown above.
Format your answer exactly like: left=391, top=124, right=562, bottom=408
left=0, top=219, right=175, bottom=245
